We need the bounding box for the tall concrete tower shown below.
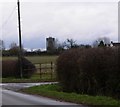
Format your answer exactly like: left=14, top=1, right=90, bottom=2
left=46, top=37, right=55, bottom=52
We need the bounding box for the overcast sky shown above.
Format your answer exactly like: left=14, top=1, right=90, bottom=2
left=0, top=0, right=119, bottom=50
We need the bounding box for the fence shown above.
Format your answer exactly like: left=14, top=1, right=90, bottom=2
left=34, top=62, right=55, bottom=79
left=23, top=61, right=56, bottom=80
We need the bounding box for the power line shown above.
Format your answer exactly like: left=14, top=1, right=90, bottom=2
left=1, top=5, right=17, bottom=29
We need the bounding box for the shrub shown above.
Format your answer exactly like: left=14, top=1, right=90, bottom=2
left=56, top=47, right=120, bottom=98
left=2, top=60, right=18, bottom=78
left=78, top=47, right=119, bottom=96
left=56, top=48, right=83, bottom=92
left=2, top=57, right=36, bottom=78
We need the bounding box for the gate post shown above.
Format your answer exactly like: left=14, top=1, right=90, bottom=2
left=39, top=63, right=42, bottom=79
left=51, top=62, right=53, bottom=79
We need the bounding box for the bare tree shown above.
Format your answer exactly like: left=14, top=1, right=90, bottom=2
left=9, top=42, right=19, bottom=56
left=65, top=38, right=79, bottom=49
left=9, top=42, right=24, bottom=55
left=93, top=37, right=111, bottom=47
left=55, top=38, right=79, bottom=52
left=9, top=42, right=18, bottom=49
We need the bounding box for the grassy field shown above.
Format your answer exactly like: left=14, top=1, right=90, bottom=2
left=2, top=55, right=58, bottom=63
left=2, top=55, right=58, bottom=83
left=21, top=84, right=120, bottom=106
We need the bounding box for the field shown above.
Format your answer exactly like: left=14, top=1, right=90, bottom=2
left=2, top=55, right=58, bottom=83
left=2, top=56, right=58, bottom=63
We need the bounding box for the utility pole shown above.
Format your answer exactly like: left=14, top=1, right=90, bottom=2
left=17, top=0, right=23, bottom=78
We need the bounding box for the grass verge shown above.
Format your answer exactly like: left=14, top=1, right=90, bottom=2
left=2, top=78, right=56, bottom=83
left=21, top=84, right=120, bottom=106
left=2, top=73, right=57, bottom=83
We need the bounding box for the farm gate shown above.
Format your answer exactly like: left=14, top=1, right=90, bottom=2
left=34, top=62, right=55, bottom=79
left=23, top=62, right=56, bottom=80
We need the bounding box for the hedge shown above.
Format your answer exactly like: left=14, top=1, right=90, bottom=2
left=56, top=47, right=120, bottom=98
left=2, top=57, right=36, bottom=78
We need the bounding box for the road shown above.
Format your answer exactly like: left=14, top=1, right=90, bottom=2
left=2, top=89, right=85, bottom=107
left=2, top=82, right=58, bottom=91
left=1, top=83, right=87, bottom=107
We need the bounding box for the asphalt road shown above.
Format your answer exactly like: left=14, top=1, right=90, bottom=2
left=1, top=83, right=87, bottom=107
left=2, top=82, right=58, bottom=91
left=2, top=89, right=86, bottom=107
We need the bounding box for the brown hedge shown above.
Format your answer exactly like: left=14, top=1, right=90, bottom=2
left=2, top=57, right=36, bottom=78
left=56, top=47, right=120, bottom=98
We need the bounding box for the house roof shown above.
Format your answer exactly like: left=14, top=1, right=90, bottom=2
left=112, top=42, right=120, bottom=47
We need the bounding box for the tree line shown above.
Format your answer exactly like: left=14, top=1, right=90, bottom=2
left=0, top=37, right=112, bottom=56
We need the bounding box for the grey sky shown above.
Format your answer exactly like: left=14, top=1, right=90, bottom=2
left=0, top=0, right=119, bottom=50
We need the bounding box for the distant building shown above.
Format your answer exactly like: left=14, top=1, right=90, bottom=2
left=111, top=41, right=120, bottom=47
left=46, top=37, right=56, bottom=52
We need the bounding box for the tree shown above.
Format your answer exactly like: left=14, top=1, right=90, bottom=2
left=98, top=40, right=106, bottom=47
left=93, top=37, right=111, bottom=47
left=9, top=42, right=17, bottom=49
left=54, top=39, right=65, bottom=53
left=65, top=38, right=79, bottom=49
left=79, top=44, right=91, bottom=49
left=9, top=42, right=25, bottom=56
left=54, top=38, right=59, bottom=49
left=93, top=40, right=99, bottom=47
left=9, top=42, right=19, bottom=56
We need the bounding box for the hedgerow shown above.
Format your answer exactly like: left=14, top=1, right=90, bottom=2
left=2, top=57, right=36, bottom=78
left=56, top=47, right=120, bottom=98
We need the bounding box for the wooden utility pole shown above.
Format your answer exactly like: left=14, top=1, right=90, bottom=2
left=17, top=0, right=23, bottom=78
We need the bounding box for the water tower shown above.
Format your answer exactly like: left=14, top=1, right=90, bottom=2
left=46, top=37, right=55, bottom=52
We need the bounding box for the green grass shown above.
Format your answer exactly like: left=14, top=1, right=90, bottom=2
left=2, top=73, right=57, bottom=83
left=21, top=84, right=120, bottom=106
left=2, top=56, right=17, bottom=61
left=2, top=78, right=56, bottom=83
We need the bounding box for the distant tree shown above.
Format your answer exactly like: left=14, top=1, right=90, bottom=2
left=65, top=38, right=79, bottom=49
left=93, top=37, right=111, bottom=47
left=79, top=44, right=91, bottom=49
left=9, top=42, right=17, bottom=49
left=54, top=39, right=65, bottom=53
left=9, top=42, right=19, bottom=56
left=85, top=44, right=91, bottom=48
left=55, top=38, right=92, bottom=53
left=66, top=38, right=76, bottom=48
left=57, top=43, right=65, bottom=53
left=9, top=42, right=25, bottom=56
left=55, top=38, right=59, bottom=49
left=98, top=40, right=106, bottom=47
left=35, top=49, right=41, bottom=55
left=93, top=40, right=99, bottom=47
left=36, top=49, right=41, bottom=52
left=102, top=37, right=111, bottom=45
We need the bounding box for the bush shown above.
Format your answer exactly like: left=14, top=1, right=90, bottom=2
left=2, top=60, right=18, bottom=77
left=56, top=47, right=120, bottom=98
left=56, top=48, right=83, bottom=92
left=2, top=57, right=36, bottom=78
